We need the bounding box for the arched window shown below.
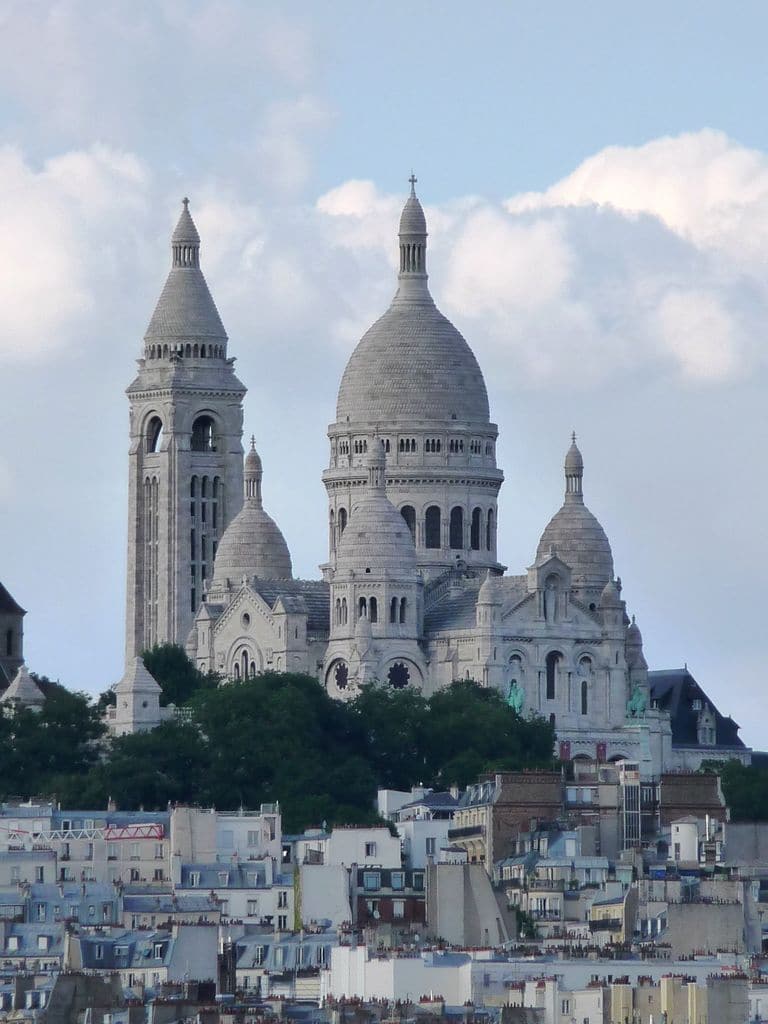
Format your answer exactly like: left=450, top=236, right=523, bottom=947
left=146, top=416, right=164, bottom=453
left=509, top=654, right=523, bottom=684
left=338, top=507, right=347, bottom=536
left=545, top=651, right=562, bottom=700
left=470, top=507, right=482, bottom=550
left=425, top=506, right=441, bottom=549
left=388, top=662, right=410, bottom=689
left=399, top=597, right=406, bottom=624
left=5, top=629, right=13, bottom=657
left=341, top=597, right=348, bottom=624
left=401, top=505, right=416, bottom=541
left=390, top=597, right=398, bottom=623
left=233, top=663, right=240, bottom=680
left=581, top=679, right=588, bottom=716
left=549, top=713, right=556, bottom=729
left=449, top=506, right=464, bottom=549
left=369, top=597, right=378, bottom=623
left=335, top=598, right=341, bottom=624
left=358, top=596, right=367, bottom=619
left=191, top=415, right=216, bottom=452
left=486, top=509, right=493, bottom=551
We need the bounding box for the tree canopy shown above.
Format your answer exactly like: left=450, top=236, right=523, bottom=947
left=0, top=656, right=556, bottom=831
left=141, top=642, right=220, bottom=706
left=700, top=758, right=768, bottom=822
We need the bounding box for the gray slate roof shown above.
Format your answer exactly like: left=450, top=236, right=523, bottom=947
left=0, top=582, right=25, bottom=615
left=250, top=579, right=330, bottom=633
left=649, top=668, right=744, bottom=748
left=144, top=267, right=227, bottom=342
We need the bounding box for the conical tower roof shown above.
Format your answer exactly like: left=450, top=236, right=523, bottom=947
left=1, top=665, right=46, bottom=708
left=114, top=657, right=162, bottom=695
left=144, top=199, right=227, bottom=344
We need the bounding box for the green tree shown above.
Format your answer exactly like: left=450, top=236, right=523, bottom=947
left=0, top=688, right=105, bottom=799
left=141, top=643, right=219, bottom=706
left=700, top=759, right=768, bottom=821
left=423, top=680, right=554, bottom=787
left=57, top=721, right=211, bottom=809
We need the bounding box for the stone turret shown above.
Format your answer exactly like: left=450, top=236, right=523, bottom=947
left=108, top=657, right=171, bottom=736
left=324, top=444, right=426, bottom=698
left=125, top=199, right=246, bottom=659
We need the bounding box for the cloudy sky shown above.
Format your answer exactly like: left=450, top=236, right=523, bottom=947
left=1, top=1, right=767, bottom=746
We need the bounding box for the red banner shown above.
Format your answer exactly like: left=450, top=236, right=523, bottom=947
left=559, top=740, right=571, bottom=761
left=596, top=741, right=607, bottom=762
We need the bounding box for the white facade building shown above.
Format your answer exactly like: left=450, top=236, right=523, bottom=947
left=117, top=189, right=748, bottom=780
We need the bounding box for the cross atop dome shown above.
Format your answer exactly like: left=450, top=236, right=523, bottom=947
left=408, top=172, right=417, bottom=195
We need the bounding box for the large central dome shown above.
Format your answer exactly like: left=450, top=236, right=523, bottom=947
left=335, top=184, right=490, bottom=425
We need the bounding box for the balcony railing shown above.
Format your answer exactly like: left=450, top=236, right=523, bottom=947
left=447, top=825, right=484, bottom=840
left=589, top=917, right=622, bottom=932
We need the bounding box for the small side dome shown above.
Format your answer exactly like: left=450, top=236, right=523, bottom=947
left=627, top=615, right=643, bottom=646
left=211, top=443, right=292, bottom=585
left=478, top=570, right=502, bottom=604
left=335, top=445, right=417, bottom=577
left=536, top=436, right=613, bottom=588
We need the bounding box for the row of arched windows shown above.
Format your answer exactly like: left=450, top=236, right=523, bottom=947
left=544, top=651, right=592, bottom=713
left=232, top=649, right=257, bottom=680
left=147, top=343, right=224, bottom=360
left=145, top=414, right=217, bottom=453
left=399, top=505, right=495, bottom=551
left=334, top=595, right=408, bottom=626
left=333, top=436, right=495, bottom=459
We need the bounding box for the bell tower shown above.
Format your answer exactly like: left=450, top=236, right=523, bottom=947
left=125, top=199, right=246, bottom=659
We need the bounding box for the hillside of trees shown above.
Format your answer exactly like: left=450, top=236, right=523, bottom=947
left=9, top=651, right=763, bottom=832
left=0, top=650, right=556, bottom=831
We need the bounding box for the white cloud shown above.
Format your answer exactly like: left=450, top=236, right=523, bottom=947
left=506, top=129, right=768, bottom=265
left=0, top=143, right=150, bottom=361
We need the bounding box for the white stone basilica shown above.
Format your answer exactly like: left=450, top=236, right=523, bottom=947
left=119, top=183, right=746, bottom=778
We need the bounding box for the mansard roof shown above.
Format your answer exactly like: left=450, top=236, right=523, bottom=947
left=649, top=668, right=745, bottom=749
